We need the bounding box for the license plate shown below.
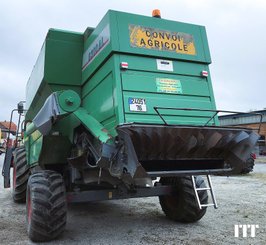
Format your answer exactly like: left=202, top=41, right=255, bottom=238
left=129, top=98, right=147, bottom=112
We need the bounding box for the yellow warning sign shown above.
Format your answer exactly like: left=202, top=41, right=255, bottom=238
left=129, top=25, right=196, bottom=55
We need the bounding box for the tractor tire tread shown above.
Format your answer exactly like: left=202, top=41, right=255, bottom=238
left=27, top=170, right=67, bottom=242
left=12, top=147, right=29, bottom=203
left=159, top=176, right=208, bottom=223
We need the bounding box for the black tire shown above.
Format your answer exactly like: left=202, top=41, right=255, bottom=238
left=26, top=170, right=67, bottom=242
left=159, top=176, right=208, bottom=223
left=241, top=157, right=255, bottom=174
left=12, top=147, right=30, bottom=203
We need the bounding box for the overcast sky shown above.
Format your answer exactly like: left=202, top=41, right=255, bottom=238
left=0, top=0, right=265, bottom=122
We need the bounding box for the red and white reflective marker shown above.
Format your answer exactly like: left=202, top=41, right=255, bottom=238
left=201, top=70, right=208, bottom=77
left=120, top=62, right=128, bottom=69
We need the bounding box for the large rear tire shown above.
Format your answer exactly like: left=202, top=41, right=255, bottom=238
left=12, top=147, right=29, bottom=203
left=159, top=176, right=208, bottom=223
left=241, top=156, right=255, bottom=174
left=26, top=170, right=67, bottom=242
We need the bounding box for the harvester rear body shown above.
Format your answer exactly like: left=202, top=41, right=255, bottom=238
left=2, top=10, right=259, bottom=242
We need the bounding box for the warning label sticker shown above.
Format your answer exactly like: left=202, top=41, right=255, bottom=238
left=156, top=59, right=173, bottom=72
left=156, top=78, right=182, bottom=94
left=129, top=25, right=196, bottom=55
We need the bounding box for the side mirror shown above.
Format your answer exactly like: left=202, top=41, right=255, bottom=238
left=17, top=101, right=24, bottom=114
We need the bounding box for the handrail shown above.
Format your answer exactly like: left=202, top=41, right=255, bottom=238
left=153, top=107, right=263, bottom=133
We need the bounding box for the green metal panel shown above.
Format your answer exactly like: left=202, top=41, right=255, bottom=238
left=82, top=10, right=211, bottom=84
left=82, top=73, right=114, bottom=123
left=44, top=29, right=83, bottom=85
left=24, top=9, right=220, bottom=167
left=82, top=56, right=120, bottom=136
left=81, top=54, right=216, bottom=128
left=26, top=132, right=43, bottom=166
left=119, top=58, right=216, bottom=124
left=73, top=108, right=113, bottom=143
left=80, top=10, right=216, bottom=128
left=53, top=114, right=80, bottom=142
left=25, top=10, right=218, bottom=133
left=118, top=54, right=208, bottom=76
left=26, top=43, right=45, bottom=110
left=115, top=11, right=211, bottom=62
left=26, top=29, right=84, bottom=121
left=82, top=11, right=118, bottom=84
left=112, top=55, right=126, bottom=125
left=121, top=73, right=210, bottom=96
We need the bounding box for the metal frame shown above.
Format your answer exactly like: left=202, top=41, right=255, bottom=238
left=2, top=103, right=27, bottom=188
left=192, top=175, right=218, bottom=210
left=153, top=107, right=263, bottom=133
left=147, top=168, right=232, bottom=178
left=67, top=185, right=174, bottom=203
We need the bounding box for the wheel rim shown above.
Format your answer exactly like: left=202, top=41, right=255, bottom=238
left=27, top=190, right=32, bottom=224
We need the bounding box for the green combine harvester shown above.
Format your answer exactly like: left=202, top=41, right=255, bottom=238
left=2, top=10, right=260, bottom=242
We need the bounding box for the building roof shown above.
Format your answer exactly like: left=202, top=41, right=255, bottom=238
left=218, top=109, right=266, bottom=126
left=0, top=121, right=17, bottom=133
left=219, top=109, right=266, bottom=120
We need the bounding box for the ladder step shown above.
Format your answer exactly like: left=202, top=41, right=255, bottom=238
left=201, top=203, right=215, bottom=207
left=196, top=187, right=210, bottom=191
left=192, top=175, right=218, bottom=209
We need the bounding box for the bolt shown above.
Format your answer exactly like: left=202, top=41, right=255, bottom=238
left=65, top=97, right=74, bottom=105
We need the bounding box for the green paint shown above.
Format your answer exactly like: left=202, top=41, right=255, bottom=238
left=57, top=90, right=81, bottom=113
left=26, top=29, right=83, bottom=121
left=73, top=107, right=113, bottom=143
left=24, top=10, right=218, bottom=167
left=81, top=10, right=211, bottom=84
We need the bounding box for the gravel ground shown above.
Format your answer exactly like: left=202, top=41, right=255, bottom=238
left=0, top=154, right=266, bottom=245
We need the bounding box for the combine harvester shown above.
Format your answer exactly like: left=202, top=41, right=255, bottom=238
left=2, top=10, right=261, bottom=242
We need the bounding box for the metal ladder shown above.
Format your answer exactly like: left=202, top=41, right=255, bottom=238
left=192, top=175, right=218, bottom=209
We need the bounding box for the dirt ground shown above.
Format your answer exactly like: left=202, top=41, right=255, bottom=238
left=0, top=154, right=266, bottom=245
